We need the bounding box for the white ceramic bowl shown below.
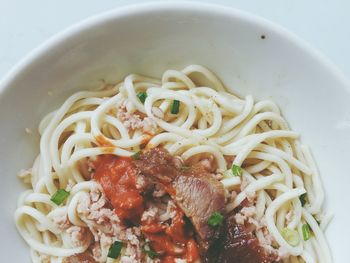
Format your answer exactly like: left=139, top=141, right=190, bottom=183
left=1, top=2, right=349, bottom=262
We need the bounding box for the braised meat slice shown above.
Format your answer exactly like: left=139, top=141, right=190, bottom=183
left=173, top=174, right=225, bottom=250
left=208, top=212, right=277, bottom=263
left=135, top=147, right=179, bottom=183
left=136, top=147, right=226, bottom=252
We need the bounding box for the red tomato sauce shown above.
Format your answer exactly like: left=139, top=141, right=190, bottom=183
left=93, top=155, right=144, bottom=221
left=141, top=208, right=200, bottom=263
left=93, top=154, right=200, bottom=262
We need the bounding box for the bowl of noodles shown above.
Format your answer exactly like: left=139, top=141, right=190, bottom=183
left=0, top=2, right=349, bottom=263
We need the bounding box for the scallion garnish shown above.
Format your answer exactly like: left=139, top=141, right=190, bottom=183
left=131, top=151, right=141, bottom=160
left=143, top=242, right=159, bottom=259
left=302, top=223, right=311, bottom=241
left=208, top=212, right=224, bottom=227
left=281, top=228, right=300, bottom=246
left=231, top=164, right=242, bottom=176
left=50, top=189, right=70, bottom=205
left=137, top=92, right=147, bottom=104
left=299, top=193, right=307, bottom=206
left=108, top=241, right=123, bottom=259
left=170, top=100, right=180, bottom=114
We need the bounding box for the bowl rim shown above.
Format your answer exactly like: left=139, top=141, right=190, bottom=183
left=0, top=1, right=349, bottom=94
left=1, top=2, right=348, bottom=261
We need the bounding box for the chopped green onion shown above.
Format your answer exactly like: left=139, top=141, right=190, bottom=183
left=231, top=164, right=242, bottom=176
left=50, top=189, right=70, bottom=205
left=137, top=92, right=147, bottom=104
left=170, top=100, right=180, bottom=114
left=108, top=241, right=123, bottom=259
left=208, top=212, right=224, bottom=227
left=143, top=242, right=159, bottom=259
left=302, top=224, right=311, bottom=241
left=299, top=193, right=307, bottom=206
left=281, top=228, right=300, bottom=246
left=131, top=151, right=141, bottom=160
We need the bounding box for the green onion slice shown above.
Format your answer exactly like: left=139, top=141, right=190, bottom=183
left=170, top=100, right=180, bottom=114
left=299, top=193, right=307, bottom=206
left=231, top=164, right=242, bottom=176
left=50, top=189, right=70, bottom=205
left=302, top=224, right=311, bottom=241
left=208, top=212, right=224, bottom=227
left=131, top=151, right=141, bottom=160
left=143, top=242, right=159, bottom=259
left=108, top=241, right=123, bottom=259
left=137, top=92, right=147, bottom=104
left=281, top=228, right=300, bottom=246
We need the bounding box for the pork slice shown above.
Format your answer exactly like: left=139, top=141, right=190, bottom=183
left=172, top=174, right=225, bottom=251
left=135, top=147, right=179, bottom=183
left=64, top=252, right=97, bottom=263
left=207, top=212, right=277, bottom=263
left=135, top=147, right=226, bottom=256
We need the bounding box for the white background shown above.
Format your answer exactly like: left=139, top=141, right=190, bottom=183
left=0, top=0, right=349, bottom=80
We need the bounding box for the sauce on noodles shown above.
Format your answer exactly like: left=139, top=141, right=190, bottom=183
left=94, top=155, right=144, bottom=221
left=93, top=154, right=200, bottom=262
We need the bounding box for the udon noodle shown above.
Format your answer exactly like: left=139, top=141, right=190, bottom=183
left=15, top=65, right=331, bottom=263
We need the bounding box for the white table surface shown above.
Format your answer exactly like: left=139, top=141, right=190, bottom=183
left=1, top=0, right=349, bottom=80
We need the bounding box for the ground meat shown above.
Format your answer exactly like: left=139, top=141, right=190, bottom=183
left=17, top=168, right=32, bottom=184
left=64, top=252, right=97, bottom=263
left=136, top=175, right=146, bottom=190
left=240, top=176, right=256, bottom=203
left=66, top=226, right=92, bottom=247
left=75, top=188, right=144, bottom=262
left=159, top=200, right=177, bottom=222
left=117, top=99, right=158, bottom=134
left=77, top=188, right=122, bottom=242
left=121, top=256, right=138, bottom=263
left=234, top=206, right=257, bottom=225
left=141, top=206, right=159, bottom=222
left=49, top=207, right=71, bottom=230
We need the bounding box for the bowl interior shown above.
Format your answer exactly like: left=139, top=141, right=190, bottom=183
left=1, top=3, right=349, bottom=262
